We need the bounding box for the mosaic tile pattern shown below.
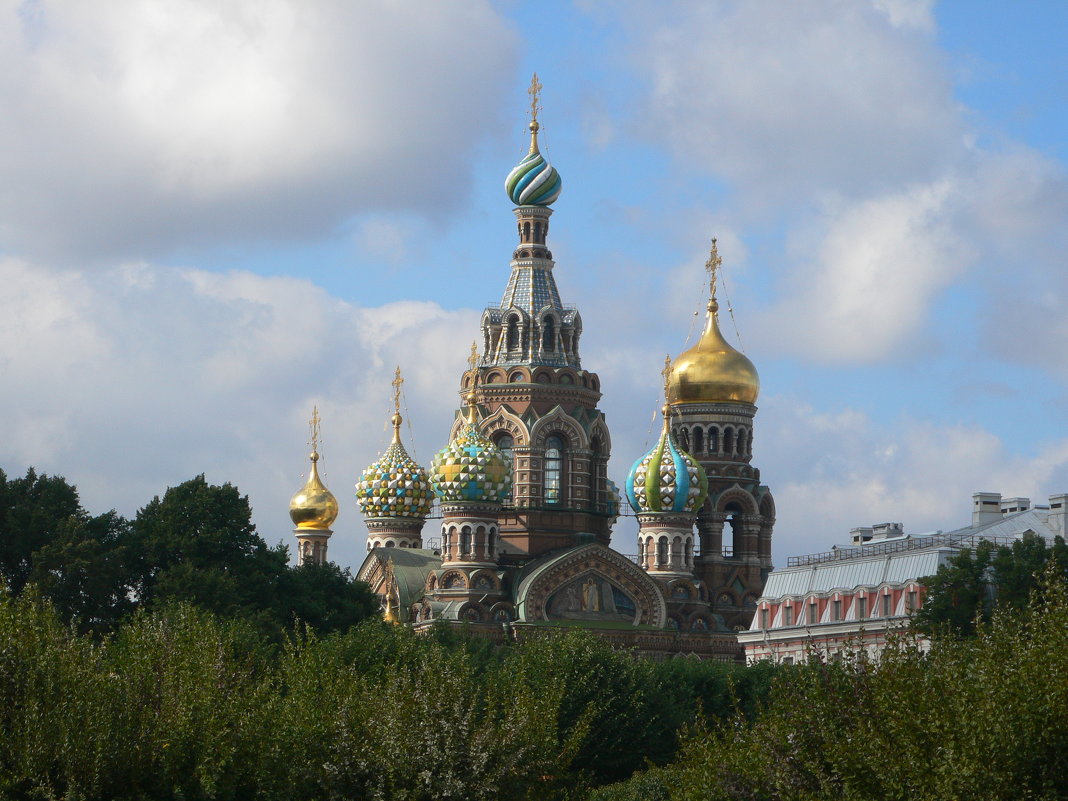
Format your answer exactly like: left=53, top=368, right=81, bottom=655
left=430, top=423, right=513, bottom=504
left=625, top=425, right=708, bottom=515
left=355, top=440, right=433, bottom=519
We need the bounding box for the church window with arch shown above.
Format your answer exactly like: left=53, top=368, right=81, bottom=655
left=544, top=434, right=564, bottom=504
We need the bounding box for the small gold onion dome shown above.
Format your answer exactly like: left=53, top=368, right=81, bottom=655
left=289, top=450, right=339, bottom=530
left=668, top=298, right=759, bottom=405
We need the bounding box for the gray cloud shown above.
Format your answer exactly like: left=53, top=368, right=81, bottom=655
left=0, top=0, right=517, bottom=262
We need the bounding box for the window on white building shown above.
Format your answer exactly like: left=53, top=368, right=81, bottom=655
left=857, top=597, right=867, bottom=619
left=882, top=594, right=891, bottom=617
left=784, top=606, right=793, bottom=626
left=809, top=600, right=818, bottom=624
left=832, top=599, right=841, bottom=621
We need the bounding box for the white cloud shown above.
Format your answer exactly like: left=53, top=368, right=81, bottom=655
left=0, top=0, right=517, bottom=260
left=752, top=179, right=974, bottom=362
left=0, top=257, right=479, bottom=570
left=635, top=0, right=963, bottom=205
left=758, top=397, right=1068, bottom=558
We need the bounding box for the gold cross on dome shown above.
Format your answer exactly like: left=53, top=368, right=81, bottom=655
left=662, top=354, right=673, bottom=399
left=391, top=366, right=404, bottom=416
left=468, top=341, right=479, bottom=372
left=705, top=237, right=721, bottom=300
left=309, top=406, right=321, bottom=452
left=528, top=73, right=543, bottom=126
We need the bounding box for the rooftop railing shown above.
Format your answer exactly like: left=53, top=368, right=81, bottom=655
left=786, top=532, right=1023, bottom=566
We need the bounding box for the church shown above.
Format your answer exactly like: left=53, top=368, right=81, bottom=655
left=287, top=78, right=775, bottom=661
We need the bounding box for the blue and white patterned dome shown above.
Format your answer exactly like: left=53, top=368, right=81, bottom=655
left=430, top=416, right=512, bottom=504
left=626, top=414, right=708, bottom=515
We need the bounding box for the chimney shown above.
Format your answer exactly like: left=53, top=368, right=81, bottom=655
left=972, top=492, right=1002, bottom=526
left=1048, top=494, right=1067, bottom=537
left=1000, top=497, right=1030, bottom=515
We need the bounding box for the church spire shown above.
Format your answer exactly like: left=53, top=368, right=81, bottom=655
left=289, top=406, right=339, bottom=566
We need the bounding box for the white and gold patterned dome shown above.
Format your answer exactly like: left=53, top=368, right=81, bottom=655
left=626, top=405, right=708, bottom=515
left=355, top=412, right=433, bottom=520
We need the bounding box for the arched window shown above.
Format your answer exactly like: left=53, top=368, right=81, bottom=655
left=544, top=435, right=564, bottom=504
left=709, top=427, right=719, bottom=453
left=693, top=427, right=704, bottom=454
left=534, top=221, right=542, bottom=242
left=507, top=317, right=519, bottom=351
left=657, top=537, right=668, bottom=566
left=461, top=526, right=471, bottom=556
left=747, top=430, right=754, bottom=456
left=542, top=318, right=556, bottom=352
left=523, top=222, right=530, bottom=241
left=724, top=428, right=734, bottom=455
left=496, top=433, right=514, bottom=466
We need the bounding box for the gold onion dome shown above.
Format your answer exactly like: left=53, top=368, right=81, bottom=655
left=289, top=450, right=339, bottom=530
left=668, top=240, right=759, bottom=405
left=355, top=413, right=433, bottom=520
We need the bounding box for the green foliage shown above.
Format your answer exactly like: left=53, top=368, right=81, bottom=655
left=915, top=532, right=1068, bottom=636
left=605, top=565, right=1068, bottom=800
left=1, top=467, right=378, bottom=639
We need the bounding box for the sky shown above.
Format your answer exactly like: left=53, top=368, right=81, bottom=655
left=2, top=0, right=1067, bottom=572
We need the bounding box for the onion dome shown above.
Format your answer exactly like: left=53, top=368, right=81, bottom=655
left=626, top=407, right=708, bottom=515
left=289, top=449, right=339, bottom=530
left=355, top=413, right=433, bottom=520
left=506, top=137, right=562, bottom=206
left=430, top=403, right=512, bottom=504
left=668, top=240, right=759, bottom=405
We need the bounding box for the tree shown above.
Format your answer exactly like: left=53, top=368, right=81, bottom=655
left=916, top=532, right=1068, bottom=637
left=0, top=467, right=83, bottom=595
left=274, top=561, right=379, bottom=635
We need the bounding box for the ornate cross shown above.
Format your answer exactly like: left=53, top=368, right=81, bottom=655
left=528, top=72, right=543, bottom=126
left=308, top=406, right=321, bottom=453
left=468, top=341, right=479, bottom=373
left=391, top=366, right=404, bottom=416
left=705, top=237, right=721, bottom=301
left=662, top=354, right=673, bottom=403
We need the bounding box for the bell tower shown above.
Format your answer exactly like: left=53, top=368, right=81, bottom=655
left=456, top=75, right=614, bottom=557
left=667, top=240, right=775, bottom=629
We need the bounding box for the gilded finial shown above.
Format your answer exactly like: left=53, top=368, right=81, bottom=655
left=705, top=238, right=721, bottom=312
left=308, top=405, right=321, bottom=461
left=527, top=72, right=543, bottom=153
left=383, top=558, right=399, bottom=624
left=390, top=367, right=404, bottom=444
left=661, top=355, right=674, bottom=427
left=465, top=342, right=480, bottom=423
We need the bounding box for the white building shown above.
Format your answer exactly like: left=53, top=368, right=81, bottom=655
left=739, top=492, right=1067, bottom=664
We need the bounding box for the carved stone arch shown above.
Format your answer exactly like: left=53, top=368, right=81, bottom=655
left=480, top=406, right=529, bottom=446
left=484, top=369, right=506, bottom=384
left=530, top=406, right=588, bottom=450
left=439, top=569, right=468, bottom=590
left=469, top=568, right=501, bottom=592
left=571, top=310, right=583, bottom=335
left=515, top=544, right=667, bottom=627
left=509, top=367, right=531, bottom=383
left=588, top=418, right=612, bottom=457
left=426, top=573, right=437, bottom=592
left=489, top=602, right=515, bottom=623
left=533, top=369, right=554, bottom=384
left=557, top=367, right=580, bottom=385
left=459, top=602, right=486, bottom=622
left=716, top=486, right=759, bottom=516
left=668, top=578, right=697, bottom=601
left=688, top=612, right=713, bottom=631
left=758, top=490, right=777, bottom=523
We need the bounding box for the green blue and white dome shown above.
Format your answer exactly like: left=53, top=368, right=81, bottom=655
left=626, top=412, right=708, bottom=515
left=430, top=415, right=512, bottom=504
left=355, top=414, right=433, bottom=520
left=505, top=124, right=562, bottom=207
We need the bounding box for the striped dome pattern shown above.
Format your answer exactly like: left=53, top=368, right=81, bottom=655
left=625, top=427, right=708, bottom=515
left=505, top=151, right=562, bottom=206
left=356, top=440, right=433, bottom=520
left=430, top=423, right=512, bottom=504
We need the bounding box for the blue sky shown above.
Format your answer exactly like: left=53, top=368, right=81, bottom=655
left=2, top=0, right=1066, bottom=570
